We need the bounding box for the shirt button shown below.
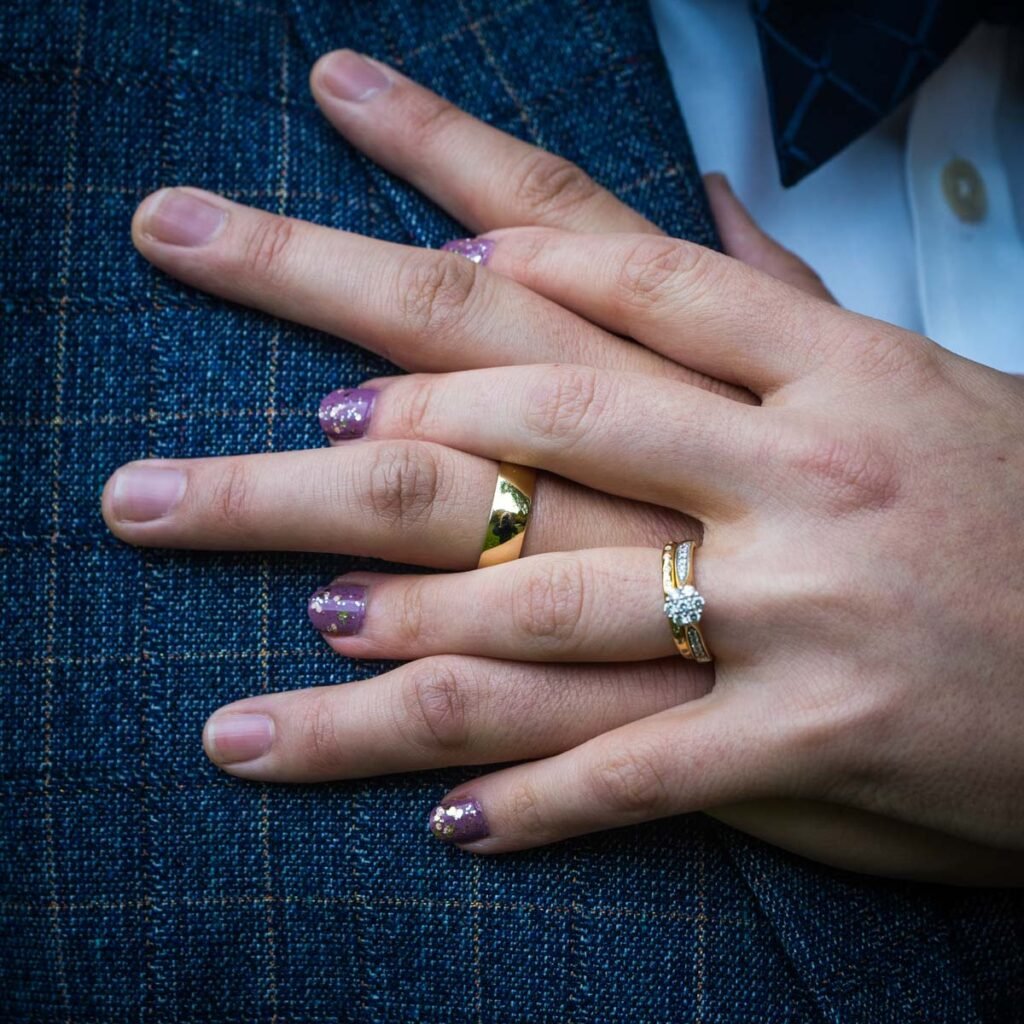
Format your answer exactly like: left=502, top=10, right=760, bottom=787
left=941, top=158, right=987, bottom=223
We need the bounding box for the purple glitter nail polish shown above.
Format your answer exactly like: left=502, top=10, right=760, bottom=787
left=318, top=387, right=377, bottom=440
left=428, top=797, right=490, bottom=844
left=440, top=237, right=494, bottom=265
left=307, top=582, right=367, bottom=636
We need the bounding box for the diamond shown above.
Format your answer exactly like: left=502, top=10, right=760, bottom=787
left=674, top=543, right=691, bottom=585
left=663, top=584, right=704, bottom=626
left=685, top=625, right=707, bottom=660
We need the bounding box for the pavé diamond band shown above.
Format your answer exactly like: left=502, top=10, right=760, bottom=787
left=661, top=540, right=713, bottom=663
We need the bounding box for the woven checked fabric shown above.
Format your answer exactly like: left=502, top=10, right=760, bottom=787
left=1, top=1, right=1022, bottom=1020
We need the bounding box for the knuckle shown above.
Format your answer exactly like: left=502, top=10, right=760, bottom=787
left=395, top=251, right=477, bottom=336
left=789, top=428, right=901, bottom=515
left=399, top=657, right=472, bottom=752
left=297, top=691, right=342, bottom=772
left=210, top=459, right=253, bottom=529
left=362, top=443, right=444, bottom=529
left=616, top=238, right=709, bottom=312
left=589, top=740, right=672, bottom=819
left=392, top=378, right=436, bottom=441
left=393, top=578, right=428, bottom=647
left=511, top=555, right=587, bottom=648
left=507, top=230, right=551, bottom=282
left=240, top=214, right=297, bottom=285
left=505, top=777, right=549, bottom=839
left=521, top=364, right=606, bottom=448
left=846, top=325, right=939, bottom=385
left=512, top=150, right=601, bottom=221
left=404, top=96, right=463, bottom=151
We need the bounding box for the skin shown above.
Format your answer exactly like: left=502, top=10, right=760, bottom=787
left=102, top=50, right=1024, bottom=885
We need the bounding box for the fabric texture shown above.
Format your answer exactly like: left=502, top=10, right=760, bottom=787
left=751, top=0, right=1020, bottom=186
left=1, top=1, right=1022, bottom=1020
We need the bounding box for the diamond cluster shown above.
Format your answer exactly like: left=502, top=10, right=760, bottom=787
left=663, top=583, right=705, bottom=627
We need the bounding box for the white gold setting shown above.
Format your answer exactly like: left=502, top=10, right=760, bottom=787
left=663, top=583, right=705, bottom=628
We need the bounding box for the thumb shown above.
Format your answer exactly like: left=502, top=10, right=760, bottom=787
left=703, top=172, right=837, bottom=303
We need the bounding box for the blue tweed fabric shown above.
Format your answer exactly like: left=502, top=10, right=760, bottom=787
left=1, top=1, right=1022, bottom=1021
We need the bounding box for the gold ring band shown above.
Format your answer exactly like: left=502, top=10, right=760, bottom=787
left=662, top=540, right=713, bottom=662
left=478, top=462, right=537, bottom=568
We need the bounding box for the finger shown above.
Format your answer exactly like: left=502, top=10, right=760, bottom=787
left=702, top=173, right=836, bottom=302
left=100, top=445, right=697, bottom=569
left=477, top=226, right=846, bottom=393
left=309, top=547, right=701, bottom=663
left=130, top=187, right=738, bottom=395
left=201, top=655, right=712, bottom=783
left=358, top=365, right=764, bottom=521
left=309, top=49, right=658, bottom=235
left=424, top=685, right=814, bottom=853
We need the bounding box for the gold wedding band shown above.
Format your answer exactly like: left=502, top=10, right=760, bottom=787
left=661, top=541, right=713, bottom=662
left=478, top=462, right=537, bottom=568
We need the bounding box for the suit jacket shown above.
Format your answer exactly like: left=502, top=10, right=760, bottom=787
left=1, top=1, right=1021, bottom=1020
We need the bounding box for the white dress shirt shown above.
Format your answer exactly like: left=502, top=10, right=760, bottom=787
left=648, top=0, right=1024, bottom=373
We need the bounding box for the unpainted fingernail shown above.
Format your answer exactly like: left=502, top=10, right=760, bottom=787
left=320, top=49, right=392, bottom=102
left=205, top=712, right=275, bottom=764
left=141, top=188, right=228, bottom=247
left=110, top=465, right=186, bottom=522
left=428, top=797, right=490, bottom=844
left=318, top=387, right=377, bottom=440
left=441, top=237, right=494, bottom=265
left=308, top=582, right=367, bottom=635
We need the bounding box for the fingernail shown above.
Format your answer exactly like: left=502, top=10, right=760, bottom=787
left=318, top=387, right=377, bottom=440
left=428, top=797, right=490, bottom=844
left=110, top=466, right=186, bottom=522
left=320, top=49, right=392, bottom=102
left=204, top=713, right=275, bottom=764
left=308, top=582, right=367, bottom=635
left=142, top=188, right=228, bottom=247
left=441, top=237, right=494, bottom=265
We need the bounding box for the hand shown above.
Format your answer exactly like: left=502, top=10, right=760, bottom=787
left=103, top=51, right=1024, bottom=885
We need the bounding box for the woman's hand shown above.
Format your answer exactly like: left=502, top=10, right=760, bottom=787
left=103, top=51, right=1024, bottom=884
left=344, top=223, right=1024, bottom=852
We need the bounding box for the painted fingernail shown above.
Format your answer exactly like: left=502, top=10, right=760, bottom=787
left=428, top=797, right=490, bottom=844
left=110, top=466, right=186, bottom=522
left=308, top=582, right=367, bottom=635
left=142, top=188, right=228, bottom=247
left=441, top=237, right=494, bottom=265
left=204, top=713, right=274, bottom=765
left=318, top=387, right=377, bottom=440
left=320, top=49, right=392, bottom=102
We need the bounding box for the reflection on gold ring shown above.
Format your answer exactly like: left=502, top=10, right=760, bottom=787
left=478, top=462, right=536, bottom=569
